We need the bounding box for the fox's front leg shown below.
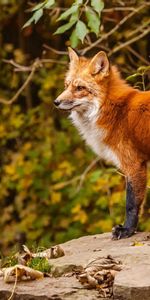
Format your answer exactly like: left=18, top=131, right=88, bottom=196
left=112, top=162, right=147, bottom=239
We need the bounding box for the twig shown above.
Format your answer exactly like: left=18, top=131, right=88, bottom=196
left=109, top=27, right=150, bottom=56
left=103, top=7, right=136, bottom=12
left=115, top=170, right=125, bottom=177
left=0, top=59, right=40, bottom=105
left=53, top=175, right=81, bottom=190
left=77, top=157, right=100, bottom=192
left=80, top=3, right=149, bottom=55
left=43, top=44, right=67, bottom=55
left=126, top=46, right=149, bottom=65
left=3, top=59, right=30, bottom=72
left=7, top=268, right=17, bottom=300
left=41, top=58, right=67, bottom=65
left=0, top=55, right=67, bottom=104
left=127, top=19, right=150, bottom=38
left=3, top=58, right=67, bottom=73
left=53, top=157, right=100, bottom=192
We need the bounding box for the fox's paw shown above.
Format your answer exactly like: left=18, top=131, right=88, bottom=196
left=112, top=225, right=135, bottom=240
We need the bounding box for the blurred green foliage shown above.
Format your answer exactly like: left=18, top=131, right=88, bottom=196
left=0, top=0, right=150, bottom=254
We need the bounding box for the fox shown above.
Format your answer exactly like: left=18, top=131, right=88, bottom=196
left=54, top=48, right=150, bottom=239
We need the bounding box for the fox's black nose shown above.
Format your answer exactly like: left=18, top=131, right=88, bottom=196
left=54, top=99, right=61, bottom=106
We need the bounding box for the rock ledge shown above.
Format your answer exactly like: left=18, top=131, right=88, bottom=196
left=0, top=232, right=150, bottom=300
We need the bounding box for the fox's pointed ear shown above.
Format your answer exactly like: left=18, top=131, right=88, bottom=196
left=89, top=51, right=109, bottom=76
left=68, top=47, right=79, bottom=64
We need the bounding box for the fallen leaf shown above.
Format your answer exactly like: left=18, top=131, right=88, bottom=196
left=77, top=255, right=122, bottom=298
left=3, top=265, right=43, bottom=283
left=130, top=241, right=144, bottom=246
left=22, top=244, right=65, bottom=260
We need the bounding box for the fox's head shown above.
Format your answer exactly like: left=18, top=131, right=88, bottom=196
left=54, top=48, right=110, bottom=117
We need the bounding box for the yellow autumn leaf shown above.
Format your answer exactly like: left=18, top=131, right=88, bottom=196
left=24, top=161, right=34, bottom=175
left=74, top=148, right=84, bottom=159
left=4, top=43, right=14, bottom=52
left=59, top=218, right=70, bottom=228
left=89, top=219, right=113, bottom=232
left=92, top=178, right=108, bottom=192
left=10, top=115, right=24, bottom=128
left=73, top=210, right=88, bottom=224
left=51, top=192, right=61, bottom=204
left=0, top=124, right=6, bottom=138
left=11, top=73, right=19, bottom=89
left=5, top=164, right=16, bottom=176
left=19, top=177, right=33, bottom=189
left=58, top=161, right=75, bottom=176
left=51, top=170, right=63, bottom=181
left=42, top=74, right=57, bottom=90
left=22, top=143, right=32, bottom=152
left=53, top=182, right=68, bottom=190
left=131, top=241, right=144, bottom=246
left=110, top=192, right=124, bottom=205
left=71, top=203, right=81, bottom=214
left=14, top=48, right=25, bottom=64
left=71, top=204, right=88, bottom=224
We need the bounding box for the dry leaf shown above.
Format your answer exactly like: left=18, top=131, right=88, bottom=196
left=3, top=264, right=43, bottom=283
left=77, top=255, right=122, bottom=298
left=130, top=241, right=144, bottom=246
left=22, top=244, right=65, bottom=260
left=50, top=245, right=65, bottom=258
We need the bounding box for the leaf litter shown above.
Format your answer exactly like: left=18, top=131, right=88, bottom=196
left=2, top=265, right=43, bottom=283
left=76, top=255, right=122, bottom=298
left=0, top=244, right=122, bottom=298
left=0, top=244, right=65, bottom=282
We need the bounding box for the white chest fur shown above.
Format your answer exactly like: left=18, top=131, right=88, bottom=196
left=70, top=111, right=120, bottom=168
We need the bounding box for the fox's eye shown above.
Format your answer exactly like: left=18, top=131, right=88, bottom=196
left=76, top=86, right=85, bottom=91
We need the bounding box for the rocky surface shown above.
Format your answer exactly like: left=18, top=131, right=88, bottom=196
left=0, top=232, right=150, bottom=300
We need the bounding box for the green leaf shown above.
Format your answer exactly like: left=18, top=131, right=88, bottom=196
left=31, top=0, right=55, bottom=11
left=70, top=29, right=79, bottom=48
left=90, top=170, right=102, bottom=183
left=34, top=8, right=43, bottom=24
left=70, top=11, right=79, bottom=23
left=75, top=20, right=89, bottom=43
left=32, top=2, right=45, bottom=11
left=126, top=73, right=140, bottom=82
left=137, top=65, right=150, bottom=74
left=58, top=5, right=78, bottom=21
left=55, top=21, right=76, bottom=34
left=44, top=0, right=55, bottom=9
left=86, top=7, right=100, bottom=36
left=75, top=0, right=83, bottom=4
left=23, top=15, right=35, bottom=28
left=23, top=8, right=43, bottom=28
left=91, top=0, right=104, bottom=15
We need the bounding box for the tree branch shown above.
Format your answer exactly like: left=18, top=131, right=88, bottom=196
left=80, top=3, right=149, bottom=55
left=77, top=157, right=100, bottom=192
left=126, top=46, right=150, bottom=66
left=43, top=44, right=67, bottom=55
left=0, top=59, right=40, bottom=105
left=109, top=27, right=150, bottom=56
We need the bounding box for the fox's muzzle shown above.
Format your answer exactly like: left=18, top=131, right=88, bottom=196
left=54, top=98, right=61, bottom=107
left=54, top=97, right=76, bottom=110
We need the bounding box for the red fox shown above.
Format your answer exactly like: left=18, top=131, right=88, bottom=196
left=54, top=48, right=150, bottom=239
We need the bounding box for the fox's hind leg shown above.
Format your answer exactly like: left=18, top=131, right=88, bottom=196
left=112, top=162, right=147, bottom=239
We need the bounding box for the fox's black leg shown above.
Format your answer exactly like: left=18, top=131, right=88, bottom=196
left=112, top=163, right=147, bottom=239
left=112, top=179, right=139, bottom=239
